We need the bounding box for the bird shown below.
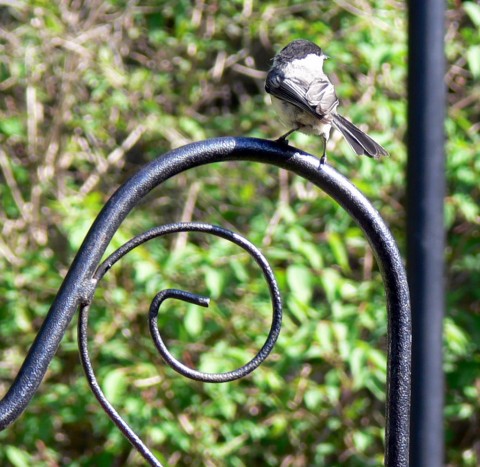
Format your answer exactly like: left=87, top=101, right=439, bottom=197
left=265, top=39, right=388, bottom=163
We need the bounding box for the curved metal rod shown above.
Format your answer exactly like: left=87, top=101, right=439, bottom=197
left=78, top=301, right=163, bottom=467
left=91, top=221, right=282, bottom=383
left=0, top=137, right=411, bottom=466
left=79, top=222, right=282, bottom=466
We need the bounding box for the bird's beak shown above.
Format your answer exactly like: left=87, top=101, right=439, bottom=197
left=323, top=54, right=330, bottom=60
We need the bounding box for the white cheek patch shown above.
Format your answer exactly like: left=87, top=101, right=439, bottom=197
left=283, top=54, right=325, bottom=78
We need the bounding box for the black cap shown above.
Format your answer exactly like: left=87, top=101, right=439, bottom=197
left=275, top=40, right=325, bottom=64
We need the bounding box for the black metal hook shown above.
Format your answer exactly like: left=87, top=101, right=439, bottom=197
left=0, top=137, right=411, bottom=466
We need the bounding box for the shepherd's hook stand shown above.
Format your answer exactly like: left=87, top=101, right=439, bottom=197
left=0, top=137, right=411, bottom=466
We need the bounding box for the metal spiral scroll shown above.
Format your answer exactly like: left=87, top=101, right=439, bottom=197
left=0, top=137, right=411, bottom=466
left=79, top=222, right=283, bottom=466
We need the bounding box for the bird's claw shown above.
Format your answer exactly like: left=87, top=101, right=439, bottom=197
left=275, top=136, right=290, bottom=146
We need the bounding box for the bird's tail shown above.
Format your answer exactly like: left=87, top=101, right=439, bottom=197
left=332, top=114, right=388, bottom=158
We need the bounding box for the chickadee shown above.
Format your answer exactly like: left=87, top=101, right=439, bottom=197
left=265, top=39, right=388, bottom=162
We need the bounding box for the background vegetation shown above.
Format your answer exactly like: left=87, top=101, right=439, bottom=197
left=0, top=0, right=478, bottom=465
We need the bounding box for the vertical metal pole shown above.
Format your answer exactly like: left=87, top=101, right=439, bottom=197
left=407, top=1, right=446, bottom=465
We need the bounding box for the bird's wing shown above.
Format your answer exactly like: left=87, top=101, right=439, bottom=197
left=305, top=79, right=339, bottom=115
left=265, top=70, right=339, bottom=118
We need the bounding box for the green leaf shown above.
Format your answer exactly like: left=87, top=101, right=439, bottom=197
left=467, top=45, right=480, bottom=78
left=0, top=117, right=25, bottom=137
left=327, top=232, right=350, bottom=271
left=102, top=368, right=127, bottom=404
left=304, top=387, right=324, bottom=410
left=286, top=264, right=313, bottom=303
left=320, top=268, right=340, bottom=303
left=350, top=346, right=367, bottom=389
left=464, top=2, right=480, bottom=28
left=184, top=303, right=204, bottom=337
left=445, top=318, right=470, bottom=356
left=297, top=242, right=323, bottom=270
left=5, top=446, right=33, bottom=467
left=205, top=267, right=225, bottom=298
left=316, top=320, right=334, bottom=354
left=353, top=430, right=372, bottom=451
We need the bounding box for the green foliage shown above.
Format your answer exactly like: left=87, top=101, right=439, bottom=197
left=0, top=0, right=478, bottom=465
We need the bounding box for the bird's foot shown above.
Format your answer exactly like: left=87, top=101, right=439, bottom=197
left=276, top=135, right=290, bottom=146
left=320, top=136, right=328, bottom=165
left=275, top=127, right=299, bottom=145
